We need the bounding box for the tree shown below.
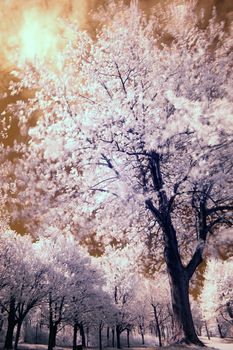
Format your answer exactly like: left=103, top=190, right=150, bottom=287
left=201, top=258, right=233, bottom=337
left=36, top=236, right=76, bottom=350
left=4, top=0, right=233, bottom=346
left=134, top=301, right=148, bottom=346
left=139, top=274, right=172, bottom=346
left=65, top=256, right=107, bottom=350
left=88, top=292, right=116, bottom=350
left=0, top=230, right=48, bottom=350
left=36, top=234, right=106, bottom=350
left=216, top=259, right=233, bottom=327
left=101, top=246, right=139, bottom=349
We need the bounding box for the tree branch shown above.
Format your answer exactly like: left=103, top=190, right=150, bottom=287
left=186, top=239, right=205, bottom=279
left=148, top=151, right=163, bottom=192
left=145, top=199, right=163, bottom=226
left=207, top=216, right=232, bottom=233
left=115, top=62, right=127, bottom=95
left=206, top=205, right=233, bottom=216
left=100, top=153, right=119, bottom=177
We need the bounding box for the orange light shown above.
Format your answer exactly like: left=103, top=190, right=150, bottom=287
left=0, top=0, right=88, bottom=69
left=18, top=8, right=60, bottom=63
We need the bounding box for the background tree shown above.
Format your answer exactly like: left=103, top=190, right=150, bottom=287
left=65, top=256, right=107, bottom=350
left=101, top=247, right=140, bottom=349
left=36, top=234, right=108, bottom=350
left=0, top=230, right=48, bottom=350
left=201, top=258, right=233, bottom=338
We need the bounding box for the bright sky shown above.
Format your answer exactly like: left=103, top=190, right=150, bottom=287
left=0, top=0, right=232, bottom=68
left=0, top=0, right=88, bottom=67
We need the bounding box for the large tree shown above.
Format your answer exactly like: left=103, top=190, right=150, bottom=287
left=3, top=0, right=233, bottom=346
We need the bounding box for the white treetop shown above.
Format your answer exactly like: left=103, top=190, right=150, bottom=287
left=2, top=1, right=231, bottom=252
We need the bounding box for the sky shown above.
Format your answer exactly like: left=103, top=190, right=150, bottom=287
left=0, top=0, right=232, bottom=70
left=0, top=0, right=232, bottom=190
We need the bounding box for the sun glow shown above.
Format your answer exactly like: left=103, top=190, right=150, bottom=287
left=0, top=0, right=89, bottom=68
left=19, top=8, right=61, bottom=63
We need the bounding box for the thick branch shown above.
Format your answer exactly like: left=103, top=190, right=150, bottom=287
left=148, top=151, right=163, bottom=192
left=100, top=153, right=119, bottom=177
left=168, top=174, right=188, bottom=212
left=207, top=216, right=232, bottom=233
left=206, top=205, right=233, bottom=216
left=145, top=199, right=163, bottom=226
left=186, top=240, right=205, bottom=279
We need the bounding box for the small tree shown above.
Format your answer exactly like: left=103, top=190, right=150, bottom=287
left=101, top=247, right=139, bottom=349
left=37, top=236, right=75, bottom=350
left=0, top=230, right=48, bottom=350
left=201, top=258, right=233, bottom=337
left=65, top=259, right=107, bottom=350
left=36, top=234, right=106, bottom=350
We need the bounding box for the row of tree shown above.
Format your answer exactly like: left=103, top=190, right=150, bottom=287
left=0, top=229, right=103, bottom=350
left=0, top=226, right=170, bottom=350
left=0, top=225, right=232, bottom=350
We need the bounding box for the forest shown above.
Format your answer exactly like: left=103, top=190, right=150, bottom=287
left=0, top=1, right=232, bottom=349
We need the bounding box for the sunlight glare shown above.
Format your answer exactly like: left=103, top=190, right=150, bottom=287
left=0, top=0, right=88, bottom=69
left=19, top=8, right=59, bottom=62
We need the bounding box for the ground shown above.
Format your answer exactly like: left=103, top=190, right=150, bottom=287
left=1, top=337, right=233, bottom=350
left=200, top=337, right=233, bottom=350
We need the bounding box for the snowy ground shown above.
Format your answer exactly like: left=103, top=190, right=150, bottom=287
left=1, top=338, right=232, bottom=350
left=14, top=346, right=217, bottom=350
left=201, top=336, right=233, bottom=350
left=14, top=338, right=233, bottom=350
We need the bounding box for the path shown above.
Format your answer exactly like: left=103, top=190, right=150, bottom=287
left=201, top=337, right=233, bottom=350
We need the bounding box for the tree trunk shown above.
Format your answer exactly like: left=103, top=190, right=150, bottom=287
left=165, top=325, right=169, bottom=343
left=112, top=328, right=115, bottom=348
left=99, top=324, right=102, bottom=350
left=4, top=298, right=16, bottom=349
left=161, top=325, right=165, bottom=339
left=147, top=151, right=204, bottom=347
left=152, top=304, right=162, bottom=347
left=0, top=318, right=4, bottom=333
left=86, top=327, right=89, bottom=348
left=116, top=325, right=121, bottom=349
left=73, top=323, right=78, bottom=350
left=216, top=318, right=224, bottom=338
left=35, top=323, right=38, bottom=344
left=167, top=264, right=203, bottom=346
left=141, top=332, right=145, bottom=345
left=163, top=220, right=204, bottom=346
left=127, top=329, right=130, bottom=348
left=14, top=321, right=23, bottom=350
left=79, top=323, right=86, bottom=348
left=48, top=324, right=57, bottom=350
left=23, top=318, right=29, bottom=343
left=107, top=326, right=110, bottom=347
left=204, top=321, right=210, bottom=340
